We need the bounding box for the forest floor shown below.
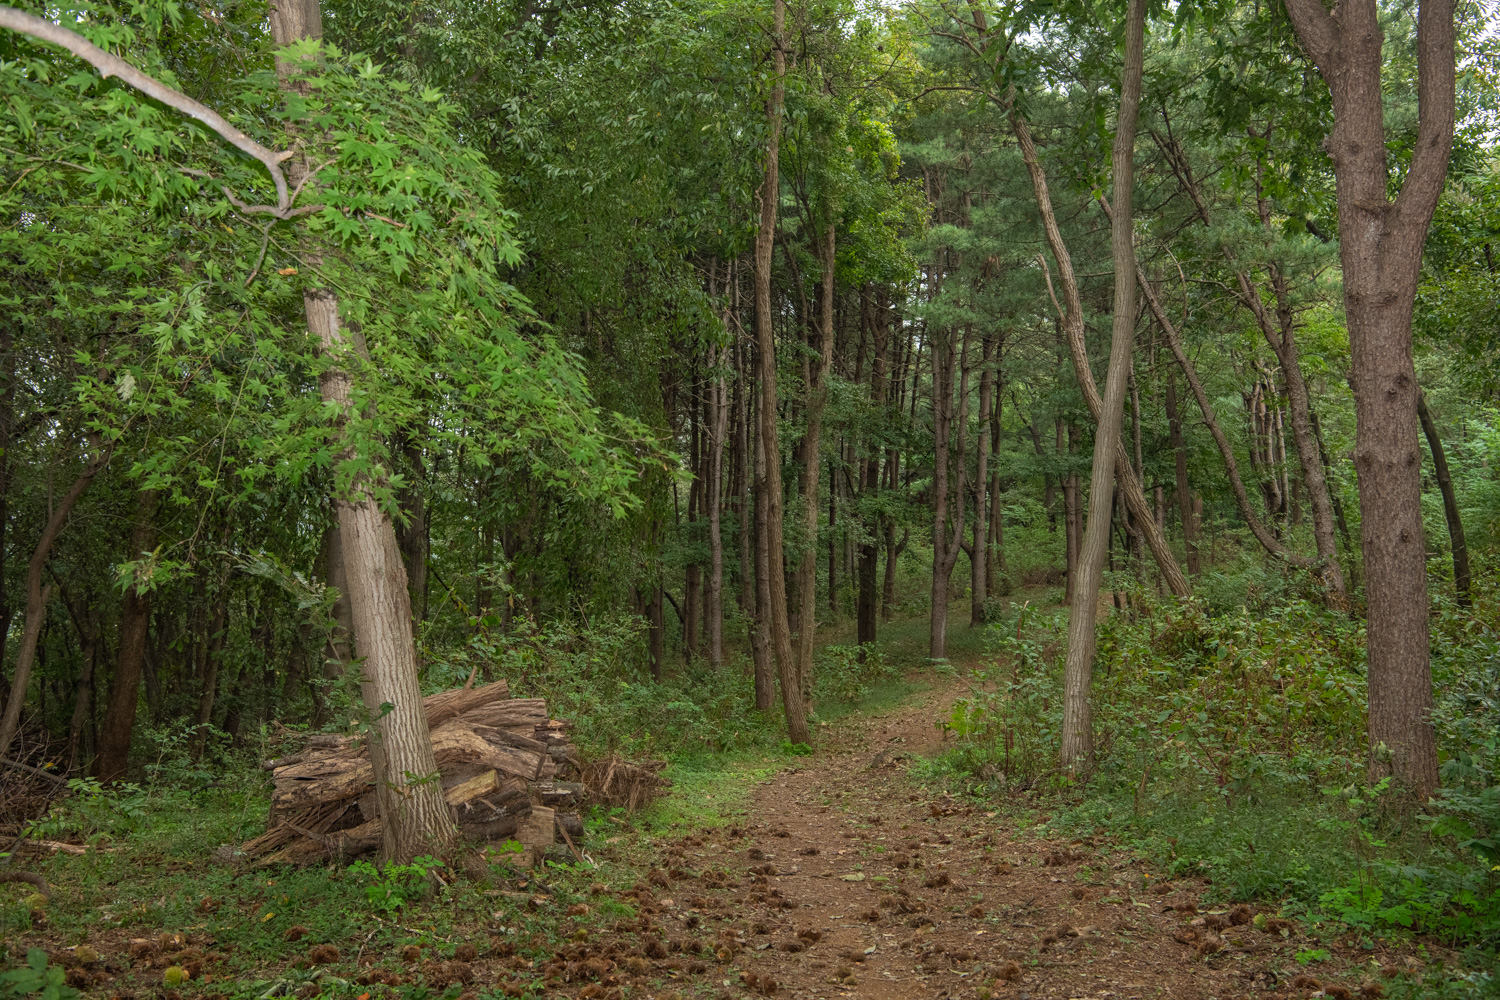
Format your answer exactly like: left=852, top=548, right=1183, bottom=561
left=3, top=617, right=1429, bottom=1000
left=608, top=661, right=1406, bottom=1000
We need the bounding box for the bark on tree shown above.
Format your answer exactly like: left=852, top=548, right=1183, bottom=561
left=1165, top=372, right=1200, bottom=575
left=751, top=387, right=775, bottom=711
left=1057, top=0, right=1146, bottom=771
left=754, top=0, right=807, bottom=745
left=970, top=335, right=994, bottom=625
left=95, top=490, right=158, bottom=782
left=1417, top=392, right=1470, bottom=607
left=1155, top=133, right=1346, bottom=600
left=0, top=442, right=109, bottom=762
left=271, top=0, right=454, bottom=859
left=857, top=288, right=889, bottom=646
left=929, top=321, right=970, bottom=662
left=794, top=222, right=836, bottom=710
left=191, top=592, right=228, bottom=760
left=1014, top=118, right=1192, bottom=600
left=1282, top=0, right=1454, bottom=795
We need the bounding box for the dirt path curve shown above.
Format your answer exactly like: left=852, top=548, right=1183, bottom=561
left=636, top=671, right=1306, bottom=1000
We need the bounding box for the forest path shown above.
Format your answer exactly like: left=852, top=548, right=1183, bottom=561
left=637, top=662, right=1292, bottom=1000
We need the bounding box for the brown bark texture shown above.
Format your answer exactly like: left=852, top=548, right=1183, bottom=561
left=1282, top=0, right=1455, bottom=794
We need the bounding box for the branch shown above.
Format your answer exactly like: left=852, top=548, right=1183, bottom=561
left=1392, top=0, right=1457, bottom=247
left=1279, top=0, right=1340, bottom=71
left=0, top=5, right=292, bottom=213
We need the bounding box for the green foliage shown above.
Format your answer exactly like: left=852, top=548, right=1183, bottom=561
left=813, top=643, right=899, bottom=705
left=346, top=856, right=445, bottom=913
left=0, top=950, right=80, bottom=1000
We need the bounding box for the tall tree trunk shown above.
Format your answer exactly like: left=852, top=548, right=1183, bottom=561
left=396, top=440, right=430, bottom=624
left=706, top=344, right=729, bottom=667
left=795, top=222, right=836, bottom=712
left=754, top=0, right=807, bottom=745
left=1165, top=371, right=1200, bottom=574
left=191, top=592, right=228, bottom=760
left=685, top=380, right=701, bottom=665
left=751, top=385, right=775, bottom=710
left=271, top=0, right=453, bottom=859
left=970, top=335, right=994, bottom=625
left=0, top=443, right=108, bottom=761
left=1063, top=421, right=1079, bottom=605
left=1282, top=0, right=1453, bottom=795
left=1057, top=0, right=1145, bottom=771
left=857, top=288, right=888, bottom=646
left=95, top=490, right=157, bottom=782
left=929, top=321, right=970, bottom=662
left=1129, top=235, right=1318, bottom=570
left=1418, top=392, right=1470, bottom=606
left=1013, top=118, right=1191, bottom=599
left=1311, top=411, right=1359, bottom=585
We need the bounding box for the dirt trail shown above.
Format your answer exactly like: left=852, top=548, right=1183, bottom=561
left=631, top=671, right=1346, bottom=1000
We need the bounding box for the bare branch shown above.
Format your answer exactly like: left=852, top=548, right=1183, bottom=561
left=0, top=5, right=292, bottom=212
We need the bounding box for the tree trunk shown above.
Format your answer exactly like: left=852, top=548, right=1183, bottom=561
left=271, top=0, right=454, bottom=858
left=970, top=336, right=994, bottom=625
left=795, top=222, right=836, bottom=712
left=1063, top=421, right=1079, bottom=605
left=929, top=321, right=970, bottom=662
left=1311, top=410, right=1359, bottom=585
left=1013, top=118, right=1191, bottom=600
left=751, top=389, right=775, bottom=710
left=0, top=444, right=108, bottom=761
left=396, top=441, right=430, bottom=624
left=1057, top=0, right=1145, bottom=771
left=706, top=348, right=728, bottom=667
left=1165, top=371, right=1200, bottom=574
left=1418, top=392, right=1470, bottom=606
left=1282, top=0, right=1453, bottom=795
left=857, top=289, right=889, bottom=646
left=754, top=0, right=807, bottom=745
left=95, top=490, right=157, bottom=782
left=191, top=592, right=228, bottom=760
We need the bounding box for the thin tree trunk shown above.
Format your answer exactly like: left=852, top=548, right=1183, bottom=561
left=857, top=289, right=888, bottom=646
left=1417, top=392, right=1470, bottom=606
left=396, top=440, right=430, bottom=624
left=795, top=221, right=836, bottom=711
left=1063, top=421, right=1079, bottom=605
left=755, top=0, right=806, bottom=745
left=970, top=336, right=993, bottom=625
left=191, top=592, right=228, bottom=760
left=751, top=383, right=774, bottom=710
left=1311, top=411, right=1359, bottom=584
left=95, top=490, right=157, bottom=782
left=929, top=321, right=970, bottom=662
left=1165, top=371, right=1200, bottom=574
left=0, top=444, right=108, bottom=761
left=707, top=350, right=729, bottom=667
left=1133, top=249, right=1321, bottom=569
left=1057, top=0, right=1145, bottom=770
left=1014, top=118, right=1192, bottom=600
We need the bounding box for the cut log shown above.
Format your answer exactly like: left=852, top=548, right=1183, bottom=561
left=423, top=679, right=510, bottom=729
left=445, top=769, right=500, bottom=807
left=516, top=805, right=555, bottom=865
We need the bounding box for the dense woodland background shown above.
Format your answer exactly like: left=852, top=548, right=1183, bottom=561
left=2, top=0, right=1500, bottom=986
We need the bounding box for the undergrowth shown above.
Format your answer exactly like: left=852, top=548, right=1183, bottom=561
left=919, top=588, right=1500, bottom=994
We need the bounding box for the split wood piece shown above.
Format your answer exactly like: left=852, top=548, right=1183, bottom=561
left=423, top=679, right=510, bottom=729
left=516, top=805, right=556, bottom=866
left=535, top=780, right=587, bottom=809
left=240, top=799, right=351, bottom=856
left=461, top=699, right=548, bottom=734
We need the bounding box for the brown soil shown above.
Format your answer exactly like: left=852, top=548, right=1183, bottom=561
left=616, top=674, right=1406, bottom=1000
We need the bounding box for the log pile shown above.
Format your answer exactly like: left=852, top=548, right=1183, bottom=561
left=238, top=680, right=584, bottom=865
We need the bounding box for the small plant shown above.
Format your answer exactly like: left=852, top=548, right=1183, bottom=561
left=814, top=644, right=898, bottom=705
left=1, top=949, right=80, bottom=1000
left=346, top=856, right=446, bottom=913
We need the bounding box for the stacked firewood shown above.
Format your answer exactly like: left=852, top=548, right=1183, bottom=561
left=238, top=680, right=584, bottom=865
